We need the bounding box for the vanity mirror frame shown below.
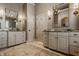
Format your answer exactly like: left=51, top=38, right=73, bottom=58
left=5, top=8, right=18, bottom=31
left=53, top=3, right=70, bottom=28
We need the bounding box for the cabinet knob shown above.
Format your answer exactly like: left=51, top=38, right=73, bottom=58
left=29, top=30, right=31, bottom=32
left=73, top=41, right=78, bottom=44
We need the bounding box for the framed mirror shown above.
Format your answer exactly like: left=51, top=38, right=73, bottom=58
left=54, top=3, right=69, bottom=28
left=5, top=8, right=18, bottom=31
left=58, top=7, right=69, bottom=27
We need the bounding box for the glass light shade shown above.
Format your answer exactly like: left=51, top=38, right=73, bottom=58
left=48, top=10, right=51, bottom=17
left=73, top=3, right=79, bottom=15
left=47, top=9, right=53, bottom=17
left=0, top=9, right=4, bottom=16
left=73, top=3, right=78, bottom=9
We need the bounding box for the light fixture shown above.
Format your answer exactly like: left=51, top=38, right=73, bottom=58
left=0, top=9, right=4, bottom=16
left=54, top=9, right=58, bottom=15
left=19, top=15, right=23, bottom=19
left=73, top=3, right=79, bottom=15
left=47, top=9, right=53, bottom=20
left=73, top=3, right=78, bottom=9
left=48, top=10, right=51, bottom=17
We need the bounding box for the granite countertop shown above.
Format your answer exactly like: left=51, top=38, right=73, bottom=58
left=43, top=30, right=79, bottom=32
left=0, top=30, right=26, bottom=32
left=43, top=30, right=68, bottom=32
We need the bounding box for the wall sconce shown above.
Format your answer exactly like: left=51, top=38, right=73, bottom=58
left=73, top=3, right=79, bottom=15
left=18, top=15, right=23, bottom=22
left=48, top=9, right=53, bottom=20
left=18, top=20, right=21, bottom=22
left=0, top=9, right=4, bottom=15
left=73, top=10, right=78, bottom=15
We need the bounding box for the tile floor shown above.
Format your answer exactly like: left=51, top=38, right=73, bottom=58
left=0, top=41, right=65, bottom=56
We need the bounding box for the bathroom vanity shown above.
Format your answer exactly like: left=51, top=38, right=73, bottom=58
left=43, top=31, right=79, bottom=55
left=43, top=3, right=79, bottom=55
left=8, top=31, right=26, bottom=46
left=0, top=31, right=26, bottom=48
left=0, top=7, right=26, bottom=49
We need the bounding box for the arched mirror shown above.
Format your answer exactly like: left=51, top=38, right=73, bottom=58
left=61, top=17, right=68, bottom=27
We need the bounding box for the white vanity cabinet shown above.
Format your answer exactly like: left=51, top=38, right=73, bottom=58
left=69, top=32, right=79, bottom=55
left=49, top=32, right=58, bottom=50
left=43, top=32, right=49, bottom=47
left=8, top=32, right=16, bottom=46
left=47, top=32, right=69, bottom=54
left=0, top=32, right=7, bottom=48
left=44, top=31, right=79, bottom=55
left=8, top=31, right=26, bottom=46
left=58, top=32, right=69, bottom=54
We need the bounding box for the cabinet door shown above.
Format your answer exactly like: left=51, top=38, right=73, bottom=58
left=21, top=32, right=26, bottom=43
left=8, top=32, right=16, bottom=46
left=15, top=32, right=22, bottom=44
left=49, top=32, right=57, bottom=50
left=58, top=37, right=68, bottom=53
left=16, top=32, right=26, bottom=44
left=43, top=32, right=49, bottom=47
left=0, top=32, right=7, bottom=48
left=0, top=41, right=2, bottom=48
left=1, top=40, right=7, bottom=48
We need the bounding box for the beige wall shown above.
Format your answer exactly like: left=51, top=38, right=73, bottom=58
left=69, top=3, right=79, bottom=29
left=35, top=3, right=54, bottom=42
left=27, top=3, right=35, bottom=42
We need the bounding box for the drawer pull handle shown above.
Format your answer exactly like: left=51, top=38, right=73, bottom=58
left=74, top=34, right=78, bottom=36
left=73, top=41, right=78, bottom=43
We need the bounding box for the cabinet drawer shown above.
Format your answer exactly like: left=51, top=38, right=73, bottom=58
left=49, top=36, right=57, bottom=50
left=58, top=32, right=68, bottom=36
left=0, top=32, right=7, bottom=41
left=69, top=32, right=79, bottom=36
left=69, top=37, right=79, bottom=46
left=0, top=32, right=7, bottom=37
left=0, top=37, right=7, bottom=41
left=0, top=32, right=7, bottom=35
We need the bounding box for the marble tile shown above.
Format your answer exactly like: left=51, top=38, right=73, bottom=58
left=0, top=41, right=65, bottom=56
